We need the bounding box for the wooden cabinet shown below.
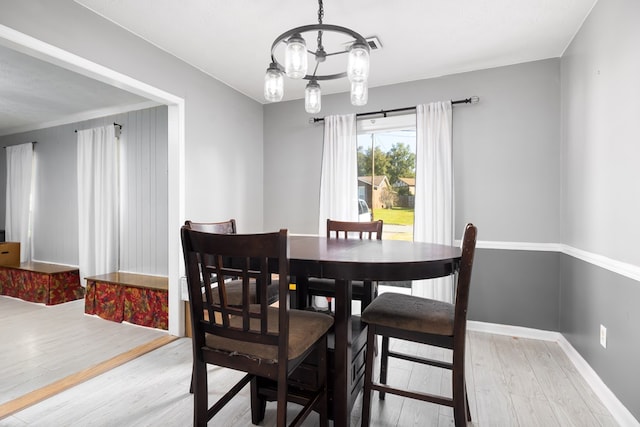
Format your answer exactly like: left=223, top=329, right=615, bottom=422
left=0, top=242, right=20, bottom=267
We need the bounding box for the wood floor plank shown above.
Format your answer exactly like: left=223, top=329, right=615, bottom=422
left=510, top=392, right=561, bottom=427
left=544, top=341, right=616, bottom=421
left=519, top=337, right=605, bottom=426
left=492, top=335, right=546, bottom=401
left=469, top=332, right=520, bottom=426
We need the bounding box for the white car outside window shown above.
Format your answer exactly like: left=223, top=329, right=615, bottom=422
left=358, top=199, right=372, bottom=222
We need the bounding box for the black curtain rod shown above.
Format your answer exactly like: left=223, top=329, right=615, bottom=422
left=3, top=141, right=37, bottom=149
left=74, top=122, right=123, bottom=133
left=310, top=96, right=480, bottom=123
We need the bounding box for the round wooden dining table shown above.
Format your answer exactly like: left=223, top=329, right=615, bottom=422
left=287, top=235, right=462, bottom=427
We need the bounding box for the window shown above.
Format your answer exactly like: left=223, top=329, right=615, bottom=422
left=356, top=114, right=416, bottom=242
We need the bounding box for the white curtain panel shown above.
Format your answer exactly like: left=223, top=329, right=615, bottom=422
left=77, top=126, right=119, bottom=281
left=413, top=102, right=455, bottom=302
left=5, top=142, right=34, bottom=262
left=318, top=114, right=359, bottom=233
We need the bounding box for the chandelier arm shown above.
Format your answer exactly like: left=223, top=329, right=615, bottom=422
left=270, top=24, right=368, bottom=81
left=270, top=24, right=368, bottom=57
left=309, top=71, right=347, bottom=81
left=323, top=50, right=350, bottom=57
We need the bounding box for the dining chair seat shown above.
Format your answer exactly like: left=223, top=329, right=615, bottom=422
left=360, top=292, right=454, bottom=336
left=205, top=306, right=334, bottom=362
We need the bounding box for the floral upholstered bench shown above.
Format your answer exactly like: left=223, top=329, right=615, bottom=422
left=0, top=261, right=84, bottom=305
left=84, top=272, right=168, bottom=330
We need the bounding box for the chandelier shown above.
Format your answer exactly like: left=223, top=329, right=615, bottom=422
left=264, top=0, right=371, bottom=113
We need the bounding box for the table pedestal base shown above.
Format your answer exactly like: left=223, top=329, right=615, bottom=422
left=252, top=317, right=368, bottom=425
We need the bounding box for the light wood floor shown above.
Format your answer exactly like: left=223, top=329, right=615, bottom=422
left=0, top=296, right=169, bottom=412
left=1, top=301, right=619, bottom=427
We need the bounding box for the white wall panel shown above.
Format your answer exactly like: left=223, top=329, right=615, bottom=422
left=0, top=106, right=168, bottom=275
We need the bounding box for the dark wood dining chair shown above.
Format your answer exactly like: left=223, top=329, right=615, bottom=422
left=184, top=219, right=281, bottom=395
left=360, top=223, right=478, bottom=427
left=305, top=219, right=383, bottom=310
left=184, top=219, right=279, bottom=306
left=181, top=227, right=334, bottom=427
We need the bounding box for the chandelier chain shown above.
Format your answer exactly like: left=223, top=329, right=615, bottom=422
left=317, top=0, right=324, bottom=24
left=316, top=0, right=324, bottom=55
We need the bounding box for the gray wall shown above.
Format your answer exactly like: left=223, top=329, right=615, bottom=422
left=471, top=249, right=560, bottom=331
left=560, top=0, right=640, bottom=420
left=562, top=0, right=640, bottom=266
left=264, top=58, right=563, bottom=329
left=560, top=255, right=640, bottom=420
left=0, top=106, right=169, bottom=275
left=264, top=59, right=561, bottom=242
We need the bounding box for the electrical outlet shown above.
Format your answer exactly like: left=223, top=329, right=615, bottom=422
left=600, top=324, right=607, bottom=348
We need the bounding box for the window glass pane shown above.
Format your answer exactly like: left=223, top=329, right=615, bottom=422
left=356, top=115, right=416, bottom=242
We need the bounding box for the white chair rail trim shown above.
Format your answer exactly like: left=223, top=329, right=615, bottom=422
left=462, top=240, right=640, bottom=284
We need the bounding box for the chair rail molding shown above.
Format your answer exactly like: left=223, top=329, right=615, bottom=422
left=463, top=240, right=640, bottom=284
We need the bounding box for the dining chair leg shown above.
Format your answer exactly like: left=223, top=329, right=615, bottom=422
left=361, top=326, right=376, bottom=427
left=452, top=362, right=468, bottom=427
left=379, top=336, right=390, bottom=400
left=318, top=336, right=329, bottom=427
left=465, top=382, right=471, bottom=421
left=276, top=369, right=288, bottom=426
left=250, top=378, right=266, bottom=424
left=193, top=360, right=208, bottom=427
left=189, top=364, right=195, bottom=394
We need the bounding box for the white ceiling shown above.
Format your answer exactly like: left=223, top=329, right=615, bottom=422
left=76, top=0, right=597, bottom=102
left=0, top=1, right=597, bottom=135
left=0, top=44, right=153, bottom=136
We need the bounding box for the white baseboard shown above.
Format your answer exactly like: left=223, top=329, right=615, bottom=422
left=467, top=320, right=561, bottom=342
left=467, top=321, right=639, bottom=427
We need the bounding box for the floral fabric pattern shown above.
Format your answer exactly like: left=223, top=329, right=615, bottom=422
left=0, top=268, right=16, bottom=297
left=84, top=279, right=168, bottom=330
left=123, top=287, right=168, bottom=329
left=0, top=265, right=84, bottom=305
left=85, top=281, right=125, bottom=322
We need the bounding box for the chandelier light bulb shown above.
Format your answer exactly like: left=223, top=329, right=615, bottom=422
left=305, top=80, right=322, bottom=114
left=264, top=64, right=284, bottom=102
left=347, top=41, right=370, bottom=83
left=350, top=80, right=368, bottom=106
left=285, top=33, right=308, bottom=79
